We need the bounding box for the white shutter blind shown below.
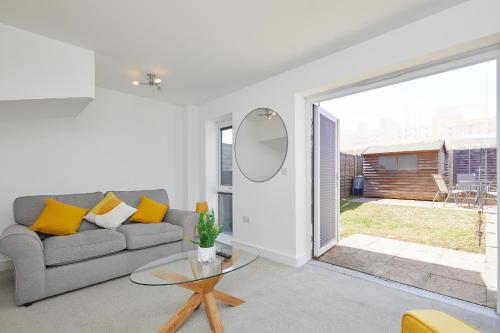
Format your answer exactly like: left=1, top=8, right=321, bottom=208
left=319, top=114, right=337, bottom=248
left=314, top=106, right=339, bottom=256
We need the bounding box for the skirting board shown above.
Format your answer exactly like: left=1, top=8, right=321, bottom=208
left=231, top=238, right=309, bottom=268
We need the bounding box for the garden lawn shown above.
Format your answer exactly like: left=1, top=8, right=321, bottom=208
left=340, top=199, right=485, bottom=254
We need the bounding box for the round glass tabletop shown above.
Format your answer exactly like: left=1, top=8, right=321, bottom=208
left=130, top=243, right=259, bottom=286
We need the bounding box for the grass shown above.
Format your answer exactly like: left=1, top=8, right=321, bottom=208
left=340, top=199, right=485, bottom=254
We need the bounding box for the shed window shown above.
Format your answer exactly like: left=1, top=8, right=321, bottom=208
left=379, top=154, right=417, bottom=170
left=379, top=156, right=397, bottom=169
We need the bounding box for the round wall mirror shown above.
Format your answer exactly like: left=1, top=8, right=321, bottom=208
left=235, top=108, right=288, bottom=182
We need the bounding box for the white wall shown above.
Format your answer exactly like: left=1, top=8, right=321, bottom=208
left=193, top=0, right=500, bottom=266
left=184, top=105, right=202, bottom=210
left=0, top=22, right=95, bottom=121
left=0, top=22, right=94, bottom=101
left=0, top=87, right=186, bottom=265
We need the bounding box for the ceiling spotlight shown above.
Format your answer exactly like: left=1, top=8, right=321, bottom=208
left=131, top=73, right=162, bottom=91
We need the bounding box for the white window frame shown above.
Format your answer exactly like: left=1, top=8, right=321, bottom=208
left=217, top=121, right=233, bottom=193
left=217, top=121, right=233, bottom=241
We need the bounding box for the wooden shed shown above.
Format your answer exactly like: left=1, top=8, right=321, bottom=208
left=362, top=141, right=446, bottom=200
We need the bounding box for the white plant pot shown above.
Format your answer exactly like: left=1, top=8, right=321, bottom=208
left=197, top=246, right=216, bottom=263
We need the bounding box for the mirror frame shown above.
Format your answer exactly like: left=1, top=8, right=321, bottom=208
left=234, top=108, right=288, bottom=183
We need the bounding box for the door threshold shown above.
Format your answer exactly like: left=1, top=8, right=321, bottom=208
left=311, top=259, right=499, bottom=318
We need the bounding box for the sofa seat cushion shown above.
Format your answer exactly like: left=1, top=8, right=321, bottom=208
left=43, top=229, right=126, bottom=266
left=117, top=223, right=183, bottom=250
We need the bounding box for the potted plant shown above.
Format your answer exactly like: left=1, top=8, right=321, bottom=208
left=192, top=209, right=224, bottom=263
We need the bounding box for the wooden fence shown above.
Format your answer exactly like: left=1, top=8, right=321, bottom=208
left=340, top=153, right=362, bottom=198
left=340, top=148, right=496, bottom=200
left=449, top=148, right=497, bottom=187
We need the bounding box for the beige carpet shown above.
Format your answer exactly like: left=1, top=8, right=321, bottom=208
left=0, top=259, right=498, bottom=333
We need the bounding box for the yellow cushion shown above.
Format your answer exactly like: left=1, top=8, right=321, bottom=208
left=30, top=199, right=88, bottom=236
left=91, top=192, right=122, bottom=215
left=130, top=196, right=169, bottom=223
left=401, top=310, right=480, bottom=333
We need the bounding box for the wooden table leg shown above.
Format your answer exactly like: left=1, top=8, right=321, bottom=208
left=157, top=275, right=244, bottom=333
left=158, top=293, right=203, bottom=333
left=213, top=290, right=245, bottom=307
left=203, top=292, right=223, bottom=333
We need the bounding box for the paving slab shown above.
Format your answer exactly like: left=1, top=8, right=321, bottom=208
left=319, top=234, right=496, bottom=308
left=424, top=274, right=487, bottom=306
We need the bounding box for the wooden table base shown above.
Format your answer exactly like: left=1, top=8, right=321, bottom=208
left=157, top=275, right=244, bottom=333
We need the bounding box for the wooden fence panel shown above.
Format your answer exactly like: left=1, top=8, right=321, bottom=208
left=340, top=153, right=362, bottom=198
left=340, top=148, right=496, bottom=201
left=451, top=148, right=497, bottom=187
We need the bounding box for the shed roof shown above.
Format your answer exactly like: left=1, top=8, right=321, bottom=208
left=362, top=140, right=445, bottom=155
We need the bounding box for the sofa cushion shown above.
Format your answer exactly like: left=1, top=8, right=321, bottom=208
left=85, top=192, right=123, bottom=223
left=43, top=229, right=126, bottom=266
left=130, top=196, right=169, bottom=223
left=30, top=199, right=89, bottom=236
left=14, top=192, right=104, bottom=230
left=117, top=223, right=182, bottom=250
left=94, top=202, right=137, bottom=229
left=110, top=190, right=169, bottom=224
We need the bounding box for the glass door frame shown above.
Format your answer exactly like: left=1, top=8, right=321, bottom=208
left=304, top=44, right=499, bottom=313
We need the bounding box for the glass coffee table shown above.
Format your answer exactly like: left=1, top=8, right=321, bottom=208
left=130, top=243, right=259, bottom=333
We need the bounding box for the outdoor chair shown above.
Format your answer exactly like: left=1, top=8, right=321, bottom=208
left=432, top=174, right=466, bottom=207
left=456, top=173, right=478, bottom=207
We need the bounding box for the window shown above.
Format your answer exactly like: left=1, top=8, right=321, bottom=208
left=219, top=126, right=233, bottom=187
left=218, top=192, right=233, bottom=234
left=397, top=155, right=417, bottom=170
left=379, top=154, right=417, bottom=170
left=379, top=156, right=397, bottom=170
left=218, top=124, right=233, bottom=235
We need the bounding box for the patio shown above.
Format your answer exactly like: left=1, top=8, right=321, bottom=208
left=319, top=200, right=497, bottom=308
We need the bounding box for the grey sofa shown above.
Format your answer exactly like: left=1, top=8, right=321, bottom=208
left=0, top=189, right=198, bottom=306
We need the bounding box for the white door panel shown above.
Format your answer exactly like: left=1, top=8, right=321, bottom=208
left=313, top=105, right=339, bottom=257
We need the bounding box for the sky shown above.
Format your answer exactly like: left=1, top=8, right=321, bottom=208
left=320, top=60, right=496, bottom=148
left=222, top=128, right=233, bottom=144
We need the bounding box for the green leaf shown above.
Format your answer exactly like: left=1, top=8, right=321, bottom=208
left=194, top=209, right=222, bottom=248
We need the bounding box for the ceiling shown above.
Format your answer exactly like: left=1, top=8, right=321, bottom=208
left=0, top=0, right=467, bottom=106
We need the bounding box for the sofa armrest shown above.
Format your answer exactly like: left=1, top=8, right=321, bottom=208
left=165, top=209, right=199, bottom=251
left=0, top=224, right=46, bottom=305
